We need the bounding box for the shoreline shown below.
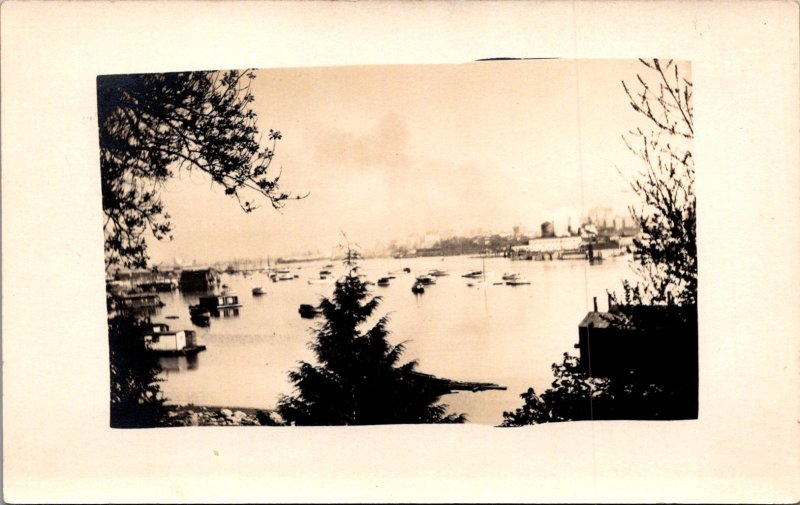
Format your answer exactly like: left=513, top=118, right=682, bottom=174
left=163, top=404, right=281, bottom=427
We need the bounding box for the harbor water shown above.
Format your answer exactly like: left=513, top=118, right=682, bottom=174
left=155, top=254, right=635, bottom=425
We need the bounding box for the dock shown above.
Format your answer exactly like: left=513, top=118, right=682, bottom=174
left=411, top=371, right=507, bottom=393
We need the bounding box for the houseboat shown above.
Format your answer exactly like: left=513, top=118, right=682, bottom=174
left=112, top=292, right=165, bottom=312
left=143, top=323, right=206, bottom=356
left=189, top=305, right=211, bottom=326
left=190, top=293, right=242, bottom=318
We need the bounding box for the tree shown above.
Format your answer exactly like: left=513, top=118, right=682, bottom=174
left=502, top=60, right=698, bottom=426
left=98, top=70, right=293, bottom=270
left=501, top=354, right=609, bottom=426
left=277, top=253, right=465, bottom=425
left=621, top=59, right=696, bottom=305
left=108, top=316, right=167, bottom=428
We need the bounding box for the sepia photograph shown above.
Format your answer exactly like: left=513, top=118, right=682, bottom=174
left=100, top=59, right=697, bottom=428
left=3, top=1, right=798, bottom=502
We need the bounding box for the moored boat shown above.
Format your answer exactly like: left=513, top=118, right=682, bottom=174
left=143, top=323, right=206, bottom=356
left=462, top=270, right=483, bottom=279
left=411, top=283, right=425, bottom=294
left=377, top=277, right=391, bottom=286
left=415, top=275, right=436, bottom=285
left=505, top=277, right=531, bottom=286
left=252, top=287, right=266, bottom=296
left=298, top=303, right=322, bottom=319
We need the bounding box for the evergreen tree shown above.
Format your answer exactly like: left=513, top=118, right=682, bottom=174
left=277, top=256, right=465, bottom=425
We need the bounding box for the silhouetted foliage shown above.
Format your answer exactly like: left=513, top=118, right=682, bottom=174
left=98, top=70, right=294, bottom=270
left=501, top=354, right=611, bottom=425
left=621, top=58, right=696, bottom=305
left=108, top=316, right=166, bottom=428
left=502, top=60, right=698, bottom=426
left=501, top=349, right=694, bottom=426
left=277, top=253, right=465, bottom=425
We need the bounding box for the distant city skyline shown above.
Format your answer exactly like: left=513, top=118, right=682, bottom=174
left=145, top=60, right=681, bottom=265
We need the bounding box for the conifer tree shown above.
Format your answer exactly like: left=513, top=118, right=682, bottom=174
left=277, top=252, right=465, bottom=425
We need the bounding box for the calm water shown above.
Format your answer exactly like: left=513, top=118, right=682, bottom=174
left=155, top=255, right=635, bottom=425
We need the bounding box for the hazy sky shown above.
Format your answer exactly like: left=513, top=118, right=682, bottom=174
left=146, top=59, right=675, bottom=264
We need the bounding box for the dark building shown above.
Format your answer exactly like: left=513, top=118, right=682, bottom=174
left=179, top=268, right=221, bottom=292
left=575, top=301, right=698, bottom=420
left=540, top=221, right=555, bottom=238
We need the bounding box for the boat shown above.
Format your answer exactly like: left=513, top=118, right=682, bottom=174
left=142, top=323, right=206, bottom=356
left=377, top=277, right=391, bottom=286
left=298, top=303, right=321, bottom=319
left=307, top=278, right=332, bottom=285
left=189, top=306, right=211, bottom=326
left=428, top=269, right=448, bottom=277
left=112, top=292, right=165, bottom=311
left=403, top=267, right=411, bottom=273
left=466, top=255, right=489, bottom=286
left=415, top=275, right=436, bottom=285
left=502, top=273, right=520, bottom=281
left=191, top=294, right=242, bottom=317
left=319, top=269, right=332, bottom=278
left=252, top=287, right=266, bottom=296
left=411, top=283, right=425, bottom=294
left=505, top=277, right=531, bottom=286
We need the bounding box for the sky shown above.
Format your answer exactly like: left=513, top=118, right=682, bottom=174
left=145, top=59, right=676, bottom=265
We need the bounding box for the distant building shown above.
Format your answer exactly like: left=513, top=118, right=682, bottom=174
left=516, top=236, right=582, bottom=253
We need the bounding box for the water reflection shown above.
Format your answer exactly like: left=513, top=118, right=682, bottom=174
left=159, top=353, right=200, bottom=373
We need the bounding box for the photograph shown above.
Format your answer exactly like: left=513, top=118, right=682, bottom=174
left=100, top=59, right=697, bottom=428
left=3, top=1, right=798, bottom=502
